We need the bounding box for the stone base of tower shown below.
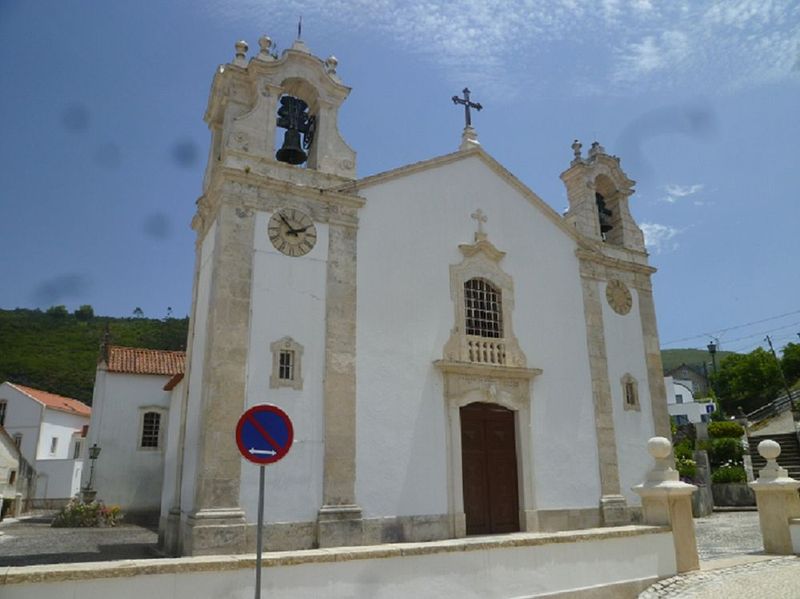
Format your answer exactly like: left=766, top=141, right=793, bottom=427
left=180, top=508, right=249, bottom=556
left=317, top=504, right=364, bottom=548
left=600, top=494, right=630, bottom=526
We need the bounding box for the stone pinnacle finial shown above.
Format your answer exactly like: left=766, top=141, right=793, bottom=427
left=460, top=126, right=480, bottom=151
left=757, top=439, right=787, bottom=480
left=588, top=140, right=605, bottom=158
left=325, top=55, right=338, bottom=75
left=256, top=35, right=274, bottom=61
left=571, top=139, right=583, bottom=165
left=234, top=40, right=249, bottom=66
left=645, top=436, right=679, bottom=482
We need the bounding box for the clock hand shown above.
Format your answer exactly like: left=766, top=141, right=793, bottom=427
left=278, top=213, right=300, bottom=236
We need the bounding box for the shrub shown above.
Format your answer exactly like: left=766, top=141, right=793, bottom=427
left=675, top=455, right=697, bottom=481
left=51, top=497, right=123, bottom=528
left=711, top=463, right=746, bottom=484
left=708, top=421, right=744, bottom=439
left=708, top=437, right=743, bottom=469
left=673, top=439, right=694, bottom=459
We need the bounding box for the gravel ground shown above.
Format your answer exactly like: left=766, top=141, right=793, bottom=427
left=693, top=510, right=763, bottom=560
left=0, top=512, right=159, bottom=567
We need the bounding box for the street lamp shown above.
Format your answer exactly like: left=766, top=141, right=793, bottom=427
left=82, top=443, right=101, bottom=502
left=707, top=341, right=717, bottom=375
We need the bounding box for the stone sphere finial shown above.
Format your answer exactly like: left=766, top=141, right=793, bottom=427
left=325, top=55, right=338, bottom=74
left=258, top=35, right=272, bottom=53
left=235, top=40, right=249, bottom=60
left=571, top=139, right=582, bottom=158
left=647, top=436, right=672, bottom=460
left=758, top=439, right=781, bottom=461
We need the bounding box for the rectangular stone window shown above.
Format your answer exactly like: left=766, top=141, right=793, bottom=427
left=0, top=401, right=6, bottom=426
left=270, top=337, right=303, bottom=390
left=622, top=375, right=640, bottom=412
left=49, top=437, right=58, bottom=455
left=8, top=470, right=15, bottom=485
left=13, top=433, right=21, bottom=448
left=675, top=394, right=684, bottom=404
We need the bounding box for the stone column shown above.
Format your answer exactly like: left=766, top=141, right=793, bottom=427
left=633, top=437, right=699, bottom=573
left=749, top=439, right=800, bottom=555
left=635, top=282, right=671, bottom=439
left=578, top=264, right=626, bottom=525
left=317, top=217, right=363, bottom=548
left=182, top=203, right=255, bottom=555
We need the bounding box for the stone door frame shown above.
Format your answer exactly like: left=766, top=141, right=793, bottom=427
left=436, top=361, right=541, bottom=537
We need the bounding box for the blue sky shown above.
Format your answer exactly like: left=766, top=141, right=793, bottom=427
left=1, top=1, right=798, bottom=354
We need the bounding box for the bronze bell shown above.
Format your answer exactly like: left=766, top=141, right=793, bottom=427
left=276, top=128, right=308, bottom=165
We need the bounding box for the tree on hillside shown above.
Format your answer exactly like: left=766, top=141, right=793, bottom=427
left=74, top=304, right=94, bottom=321
left=712, top=348, right=783, bottom=414
left=781, top=342, right=800, bottom=388
left=46, top=305, right=69, bottom=318
left=132, top=307, right=144, bottom=318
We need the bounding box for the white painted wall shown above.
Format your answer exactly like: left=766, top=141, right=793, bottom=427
left=34, top=459, right=83, bottom=500
left=356, top=155, right=600, bottom=518
left=240, top=211, right=329, bottom=523
left=36, top=409, right=87, bottom=461
left=0, top=383, right=43, bottom=466
left=179, top=220, right=215, bottom=515
left=87, top=371, right=171, bottom=511
left=0, top=433, right=19, bottom=498
left=0, top=528, right=675, bottom=599
left=601, top=284, right=656, bottom=506
left=160, top=379, right=184, bottom=521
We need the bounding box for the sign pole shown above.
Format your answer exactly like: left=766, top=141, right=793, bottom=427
left=255, top=464, right=265, bottom=599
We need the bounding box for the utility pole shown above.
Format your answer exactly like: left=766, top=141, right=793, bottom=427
left=765, top=335, right=795, bottom=405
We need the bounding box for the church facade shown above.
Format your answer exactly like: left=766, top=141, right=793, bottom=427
left=160, top=36, right=670, bottom=556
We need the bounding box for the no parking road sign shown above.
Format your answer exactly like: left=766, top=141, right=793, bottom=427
left=235, top=404, right=294, bottom=465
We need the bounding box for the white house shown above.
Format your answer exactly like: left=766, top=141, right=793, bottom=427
left=158, top=39, right=672, bottom=557
left=665, top=376, right=715, bottom=424
left=0, top=381, right=90, bottom=505
left=87, top=345, right=184, bottom=517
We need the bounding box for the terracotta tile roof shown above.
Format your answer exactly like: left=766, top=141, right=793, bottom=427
left=9, top=383, right=91, bottom=417
left=106, top=345, right=186, bottom=376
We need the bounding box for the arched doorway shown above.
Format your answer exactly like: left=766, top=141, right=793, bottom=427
left=460, top=402, right=520, bottom=535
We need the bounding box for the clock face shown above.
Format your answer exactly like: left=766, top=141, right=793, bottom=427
left=268, top=208, right=317, bottom=257
left=606, top=279, right=632, bottom=315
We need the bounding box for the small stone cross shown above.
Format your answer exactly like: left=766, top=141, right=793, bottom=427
left=452, top=88, right=483, bottom=128
left=471, top=209, right=487, bottom=239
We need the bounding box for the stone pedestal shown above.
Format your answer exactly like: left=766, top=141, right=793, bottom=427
left=600, top=494, right=629, bottom=526
left=633, top=437, right=699, bottom=573
left=317, top=505, right=363, bottom=548
left=181, top=508, right=248, bottom=556
left=749, top=439, right=800, bottom=555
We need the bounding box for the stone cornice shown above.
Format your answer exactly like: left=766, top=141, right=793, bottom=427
left=458, top=239, right=506, bottom=262
left=575, top=248, right=656, bottom=277
left=434, top=360, right=542, bottom=380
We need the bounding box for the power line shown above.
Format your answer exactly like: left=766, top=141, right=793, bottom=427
left=662, top=308, right=800, bottom=346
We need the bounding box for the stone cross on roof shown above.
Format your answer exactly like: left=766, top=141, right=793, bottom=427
left=471, top=208, right=487, bottom=241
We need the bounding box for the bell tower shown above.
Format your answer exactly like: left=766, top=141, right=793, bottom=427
left=168, top=36, right=365, bottom=556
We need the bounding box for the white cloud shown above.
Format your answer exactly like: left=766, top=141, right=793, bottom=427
left=662, top=183, right=705, bottom=203
left=640, top=222, right=682, bottom=253
left=207, top=0, right=800, bottom=96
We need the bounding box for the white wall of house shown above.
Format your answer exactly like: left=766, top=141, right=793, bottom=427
left=354, top=155, right=601, bottom=517
left=0, top=433, right=20, bottom=498
left=665, top=377, right=713, bottom=424
left=0, top=384, right=43, bottom=466
left=87, top=371, right=171, bottom=512
left=35, top=408, right=87, bottom=461
left=160, top=379, right=184, bottom=523
left=34, top=459, right=83, bottom=501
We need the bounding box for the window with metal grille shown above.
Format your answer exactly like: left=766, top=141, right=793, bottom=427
left=49, top=437, right=58, bottom=455
left=279, top=350, right=295, bottom=381
left=464, top=278, right=503, bottom=338
left=141, top=411, right=161, bottom=448
left=0, top=401, right=6, bottom=426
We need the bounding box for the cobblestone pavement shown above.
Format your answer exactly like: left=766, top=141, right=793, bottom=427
left=640, top=510, right=800, bottom=598
left=0, top=512, right=159, bottom=566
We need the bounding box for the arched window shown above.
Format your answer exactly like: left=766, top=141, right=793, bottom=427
left=464, top=278, right=503, bottom=338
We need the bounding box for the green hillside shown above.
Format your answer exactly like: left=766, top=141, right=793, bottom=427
left=660, top=348, right=737, bottom=373
left=0, top=308, right=188, bottom=404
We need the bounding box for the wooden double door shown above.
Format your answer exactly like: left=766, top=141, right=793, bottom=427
left=460, top=402, right=520, bottom=535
